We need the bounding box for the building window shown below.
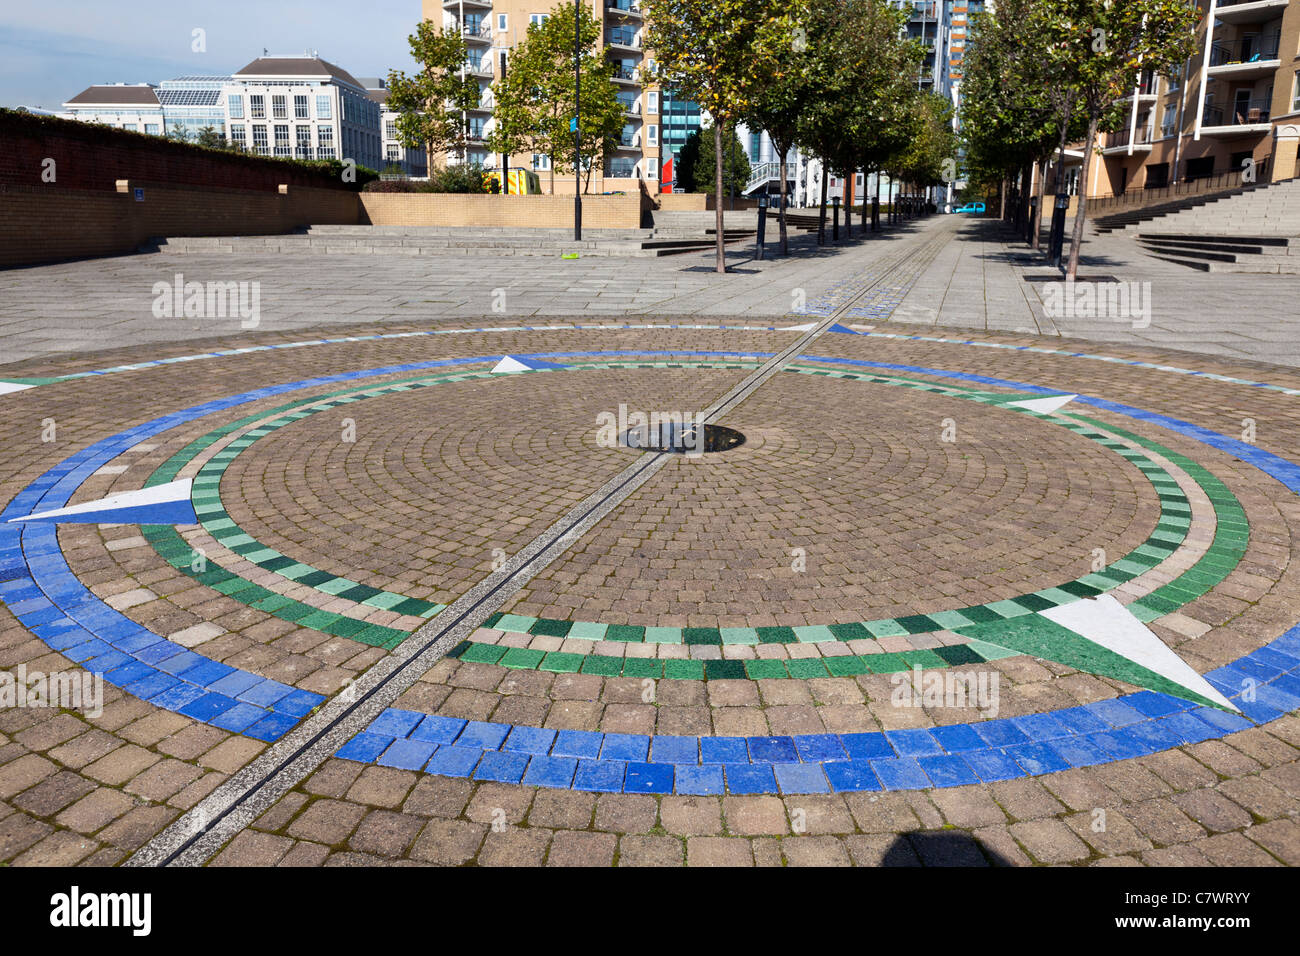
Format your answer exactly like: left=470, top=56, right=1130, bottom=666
left=533, top=154, right=550, bottom=170
left=228, top=94, right=243, bottom=119
left=272, top=95, right=287, bottom=119
left=294, top=95, right=309, bottom=119
left=274, top=124, right=290, bottom=156
left=647, top=124, right=658, bottom=146
left=250, top=95, right=265, bottom=119
left=252, top=124, right=268, bottom=154
left=530, top=13, right=548, bottom=26
left=647, top=91, right=658, bottom=114
left=387, top=144, right=400, bottom=162
left=316, top=95, right=332, bottom=119
left=296, top=125, right=312, bottom=157
left=1293, top=72, right=1300, bottom=112
left=497, top=13, right=507, bottom=30
left=144, top=123, right=161, bottom=136
left=385, top=120, right=397, bottom=140
left=318, top=124, right=335, bottom=158
left=231, top=125, right=247, bottom=149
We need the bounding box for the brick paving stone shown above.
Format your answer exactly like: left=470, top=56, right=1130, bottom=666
left=1140, top=751, right=1219, bottom=792
left=971, top=825, right=1034, bottom=866
left=908, top=830, right=992, bottom=867
left=199, top=737, right=265, bottom=774
left=466, top=782, right=535, bottom=827
left=527, top=790, right=596, bottom=830
left=929, top=786, right=1008, bottom=829
left=409, top=819, right=486, bottom=865
left=1216, top=777, right=1296, bottom=820
left=279, top=842, right=331, bottom=867
left=617, top=835, right=684, bottom=866
left=345, top=766, right=418, bottom=810
left=1125, top=800, right=1207, bottom=846
left=1244, top=819, right=1300, bottom=865
left=254, top=792, right=309, bottom=833
left=287, top=799, right=366, bottom=845
left=1042, top=769, right=1122, bottom=812
left=212, top=831, right=295, bottom=866
left=782, top=835, right=853, bottom=866
left=348, top=810, right=424, bottom=857
left=844, top=833, right=921, bottom=866
left=12, top=830, right=98, bottom=867
left=546, top=829, right=618, bottom=866
left=843, top=792, right=923, bottom=833
left=403, top=776, right=474, bottom=819
left=660, top=795, right=723, bottom=836
left=124, top=758, right=205, bottom=802
left=1198, top=832, right=1284, bottom=867
left=303, top=759, right=365, bottom=799
left=782, top=795, right=856, bottom=835
left=1064, top=809, right=1153, bottom=856
left=992, top=778, right=1069, bottom=821
left=0, top=813, right=53, bottom=862
left=724, top=796, right=789, bottom=836
left=1009, top=819, right=1092, bottom=864
left=82, top=745, right=161, bottom=787
left=0, top=754, right=57, bottom=800
left=11, top=771, right=96, bottom=818
left=477, top=827, right=551, bottom=866
left=1171, top=789, right=1254, bottom=834
left=686, top=836, right=754, bottom=867
left=1141, top=844, right=1211, bottom=866
left=56, top=788, right=138, bottom=835
left=97, top=805, right=178, bottom=851
left=593, top=794, right=658, bottom=834
left=14, top=714, right=88, bottom=752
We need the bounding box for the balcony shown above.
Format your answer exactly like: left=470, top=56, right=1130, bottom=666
left=606, top=160, right=637, bottom=178
left=464, top=57, right=494, bottom=78
left=1202, top=98, right=1273, bottom=135
left=607, top=28, right=640, bottom=50
left=618, top=98, right=640, bottom=116
left=605, top=0, right=643, bottom=18
left=611, top=66, right=640, bottom=84
left=1208, top=36, right=1280, bottom=79
left=445, top=0, right=492, bottom=7
left=461, top=21, right=493, bottom=44
left=1101, top=125, right=1154, bottom=154
left=1214, top=0, right=1290, bottom=25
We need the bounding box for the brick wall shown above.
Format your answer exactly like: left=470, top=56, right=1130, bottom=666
left=0, top=109, right=358, bottom=193
left=359, top=192, right=642, bottom=228
left=1, top=183, right=360, bottom=269
left=652, top=194, right=759, bottom=212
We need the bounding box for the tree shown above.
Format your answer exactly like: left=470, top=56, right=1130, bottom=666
left=742, top=0, right=815, bottom=254
left=643, top=0, right=798, bottom=272
left=675, top=128, right=702, bottom=193
left=486, top=1, right=623, bottom=194
left=195, top=125, right=226, bottom=149
left=386, top=21, right=482, bottom=166
left=797, top=0, right=919, bottom=241
left=692, top=122, right=751, bottom=196
left=1039, top=0, right=1198, bottom=278
left=167, top=123, right=192, bottom=143
left=892, top=92, right=957, bottom=195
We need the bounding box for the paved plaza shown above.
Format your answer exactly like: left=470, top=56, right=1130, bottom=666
left=1, top=217, right=1299, bottom=867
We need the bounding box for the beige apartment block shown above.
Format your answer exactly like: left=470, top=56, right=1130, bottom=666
left=1081, top=0, right=1300, bottom=200
left=424, top=0, right=662, bottom=194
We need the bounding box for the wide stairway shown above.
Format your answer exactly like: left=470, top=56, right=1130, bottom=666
left=1100, top=178, right=1300, bottom=273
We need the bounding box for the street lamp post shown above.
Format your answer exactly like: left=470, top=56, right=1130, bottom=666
left=574, top=1, right=583, bottom=240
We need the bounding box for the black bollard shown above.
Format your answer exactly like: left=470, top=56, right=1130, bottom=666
left=832, top=197, right=840, bottom=241
left=1049, top=193, right=1069, bottom=267
left=756, top=196, right=767, bottom=260
left=871, top=196, right=879, bottom=232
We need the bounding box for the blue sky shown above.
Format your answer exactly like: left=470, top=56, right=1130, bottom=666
left=0, top=1, right=422, bottom=109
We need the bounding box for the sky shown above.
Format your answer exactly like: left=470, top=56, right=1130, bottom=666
left=0, top=0, right=422, bottom=110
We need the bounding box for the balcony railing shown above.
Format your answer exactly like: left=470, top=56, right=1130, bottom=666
left=1210, top=37, right=1280, bottom=66
left=1104, top=125, right=1153, bottom=149
left=608, top=29, right=639, bottom=47
left=612, top=67, right=639, bottom=81
left=607, top=161, right=637, bottom=177
left=1203, top=98, right=1272, bottom=126
left=606, top=0, right=643, bottom=15
left=461, top=21, right=492, bottom=41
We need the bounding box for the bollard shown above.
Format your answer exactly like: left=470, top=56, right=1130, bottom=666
left=756, top=195, right=768, bottom=260
left=871, top=196, right=879, bottom=232
left=832, top=197, right=840, bottom=241
left=1049, top=193, right=1069, bottom=267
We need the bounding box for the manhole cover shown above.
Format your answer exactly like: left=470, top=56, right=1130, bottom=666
left=621, top=422, right=746, bottom=454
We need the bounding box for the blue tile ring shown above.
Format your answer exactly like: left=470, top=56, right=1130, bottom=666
left=0, top=350, right=1297, bottom=793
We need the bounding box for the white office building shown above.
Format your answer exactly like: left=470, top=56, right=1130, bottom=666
left=358, top=78, right=429, bottom=178
left=222, top=54, right=382, bottom=169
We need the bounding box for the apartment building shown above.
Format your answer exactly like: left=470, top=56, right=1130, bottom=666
left=1085, top=0, right=1300, bottom=198
left=425, top=0, right=678, bottom=192
left=222, top=55, right=383, bottom=170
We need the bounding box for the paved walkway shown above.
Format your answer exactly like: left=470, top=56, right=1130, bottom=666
left=1, top=216, right=1298, bottom=867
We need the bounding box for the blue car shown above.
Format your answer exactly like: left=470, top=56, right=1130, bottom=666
left=955, top=202, right=986, bottom=214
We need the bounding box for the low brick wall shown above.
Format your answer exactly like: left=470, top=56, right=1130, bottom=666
left=359, top=192, right=642, bottom=229
left=651, top=193, right=759, bottom=212
left=1, top=182, right=360, bottom=269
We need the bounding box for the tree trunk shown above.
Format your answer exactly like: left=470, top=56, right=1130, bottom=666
left=714, top=122, right=726, bottom=273
left=1066, top=116, right=1098, bottom=280
left=1031, top=157, right=1047, bottom=250
left=817, top=159, right=828, bottom=245
left=777, top=142, right=790, bottom=257
left=874, top=168, right=881, bottom=232
left=999, top=178, right=1006, bottom=220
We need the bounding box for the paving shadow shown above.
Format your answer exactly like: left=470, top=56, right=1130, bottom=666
left=880, top=830, right=1017, bottom=867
